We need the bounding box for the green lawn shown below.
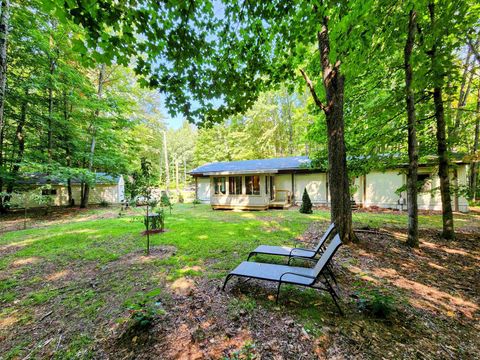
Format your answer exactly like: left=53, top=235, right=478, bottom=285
left=0, top=204, right=478, bottom=358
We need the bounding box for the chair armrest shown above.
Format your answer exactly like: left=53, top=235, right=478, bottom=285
left=279, top=272, right=316, bottom=282
left=288, top=247, right=315, bottom=257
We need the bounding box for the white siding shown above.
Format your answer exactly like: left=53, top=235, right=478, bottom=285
left=365, top=171, right=404, bottom=209
left=294, top=173, right=327, bottom=205
left=194, top=164, right=470, bottom=213
left=197, top=177, right=211, bottom=203
left=274, top=174, right=292, bottom=193
left=455, top=165, right=469, bottom=212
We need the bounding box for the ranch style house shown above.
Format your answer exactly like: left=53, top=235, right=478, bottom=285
left=189, top=156, right=469, bottom=212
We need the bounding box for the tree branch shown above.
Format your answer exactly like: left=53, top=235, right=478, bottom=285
left=299, top=68, right=326, bottom=112
left=467, top=36, right=480, bottom=64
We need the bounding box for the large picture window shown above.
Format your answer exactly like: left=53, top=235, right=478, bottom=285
left=229, top=176, right=242, bottom=195
left=245, top=175, right=260, bottom=195
left=213, top=177, right=226, bottom=195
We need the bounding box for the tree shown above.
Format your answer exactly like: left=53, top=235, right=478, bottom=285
left=80, top=64, right=106, bottom=208
left=404, top=8, right=419, bottom=247
left=299, top=13, right=354, bottom=243
left=299, top=188, right=313, bottom=214
left=0, top=0, right=9, bottom=213
left=471, top=87, right=480, bottom=200
left=426, top=1, right=455, bottom=239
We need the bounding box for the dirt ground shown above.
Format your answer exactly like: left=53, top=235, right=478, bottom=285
left=0, top=205, right=125, bottom=233
left=99, top=226, right=480, bottom=359
left=1, top=208, right=479, bottom=359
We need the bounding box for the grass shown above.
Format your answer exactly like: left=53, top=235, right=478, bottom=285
left=0, top=204, right=478, bottom=358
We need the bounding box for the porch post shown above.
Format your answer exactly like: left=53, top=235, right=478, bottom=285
left=195, top=176, right=198, bottom=200
left=291, top=173, right=295, bottom=204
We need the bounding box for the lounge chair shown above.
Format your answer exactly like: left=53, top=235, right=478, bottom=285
left=223, top=234, right=343, bottom=314
left=247, top=223, right=335, bottom=264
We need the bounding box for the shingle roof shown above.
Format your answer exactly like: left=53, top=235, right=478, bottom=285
left=189, top=156, right=312, bottom=175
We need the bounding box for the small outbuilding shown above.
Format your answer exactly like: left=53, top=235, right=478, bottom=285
left=189, top=156, right=469, bottom=212
left=10, top=172, right=125, bottom=208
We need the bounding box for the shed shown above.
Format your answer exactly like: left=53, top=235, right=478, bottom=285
left=10, top=172, right=125, bottom=208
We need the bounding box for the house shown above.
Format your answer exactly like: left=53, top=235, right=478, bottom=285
left=10, top=173, right=125, bottom=208
left=189, top=156, right=469, bottom=212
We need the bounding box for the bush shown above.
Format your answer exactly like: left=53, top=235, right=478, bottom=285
left=125, top=289, right=164, bottom=329
left=299, top=188, right=313, bottom=214
left=99, top=200, right=109, bottom=207
left=160, top=193, right=173, bottom=214
left=178, top=193, right=184, bottom=203
left=355, top=288, right=396, bottom=319
left=144, top=210, right=165, bottom=231
left=192, top=198, right=202, bottom=207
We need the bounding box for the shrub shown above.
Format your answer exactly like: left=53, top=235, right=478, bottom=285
left=192, top=198, right=202, bottom=207
left=144, top=210, right=165, bottom=231
left=299, top=188, right=313, bottom=214
left=178, top=193, right=184, bottom=203
left=99, top=200, right=109, bottom=207
left=160, top=193, right=173, bottom=214
left=125, top=289, right=164, bottom=329
left=355, top=288, right=396, bottom=319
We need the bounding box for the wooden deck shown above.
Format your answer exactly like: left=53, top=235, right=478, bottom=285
left=268, top=201, right=292, bottom=209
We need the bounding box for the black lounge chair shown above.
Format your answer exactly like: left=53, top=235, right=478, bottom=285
left=247, top=223, right=336, bottom=264
left=223, top=234, right=343, bottom=314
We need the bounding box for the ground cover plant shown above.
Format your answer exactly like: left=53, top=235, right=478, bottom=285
left=0, top=204, right=479, bottom=359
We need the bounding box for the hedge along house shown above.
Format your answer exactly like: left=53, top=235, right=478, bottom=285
left=189, top=156, right=470, bottom=212
left=11, top=173, right=125, bottom=208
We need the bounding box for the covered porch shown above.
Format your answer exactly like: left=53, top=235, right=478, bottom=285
left=208, top=174, right=293, bottom=210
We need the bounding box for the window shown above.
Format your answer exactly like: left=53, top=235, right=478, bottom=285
left=229, top=176, right=242, bottom=195
left=265, top=176, right=268, bottom=195
left=213, top=177, right=226, bottom=195
left=245, top=175, right=260, bottom=195
left=41, top=189, right=57, bottom=195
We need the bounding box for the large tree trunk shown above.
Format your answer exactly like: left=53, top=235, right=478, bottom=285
left=433, top=87, right=455, bottom=239
left=6, top=88, right=27, bottom=196
left=183, top=158, right=187, bottom=188
left=299, top=15, right=355, bottom=243
left=175, top=158, right=179, bottom=191
left=81, top=64, right=105, bottom=208
left=63, top=90, right=74, bottom=207
left=429, top=3, right=455, bottom=240
left=47, top=57, right=55, bottom=163
left=470, top=88, right=480, bottom=200
left=163, top=130, right=170, bottom=191
left=0, top=0, right=9, bottom=214
left=318, top=18, right=355, bottom=243
left=404, top=9, right=419, bottom=247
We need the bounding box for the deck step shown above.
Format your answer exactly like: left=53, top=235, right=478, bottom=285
left=269, top=202, right=292, bottom=209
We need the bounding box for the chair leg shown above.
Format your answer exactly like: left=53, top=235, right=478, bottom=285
left=323, top=274, right=339, bottom=299
left=329, top=289, right=344, bottom=316
left=275, top=282, right=282, bottom=304
left=222, top=274, right=233, bottom=291
left=322, top=274, right=343, bottom=315
left=326, top=265, right=338, bottom=287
